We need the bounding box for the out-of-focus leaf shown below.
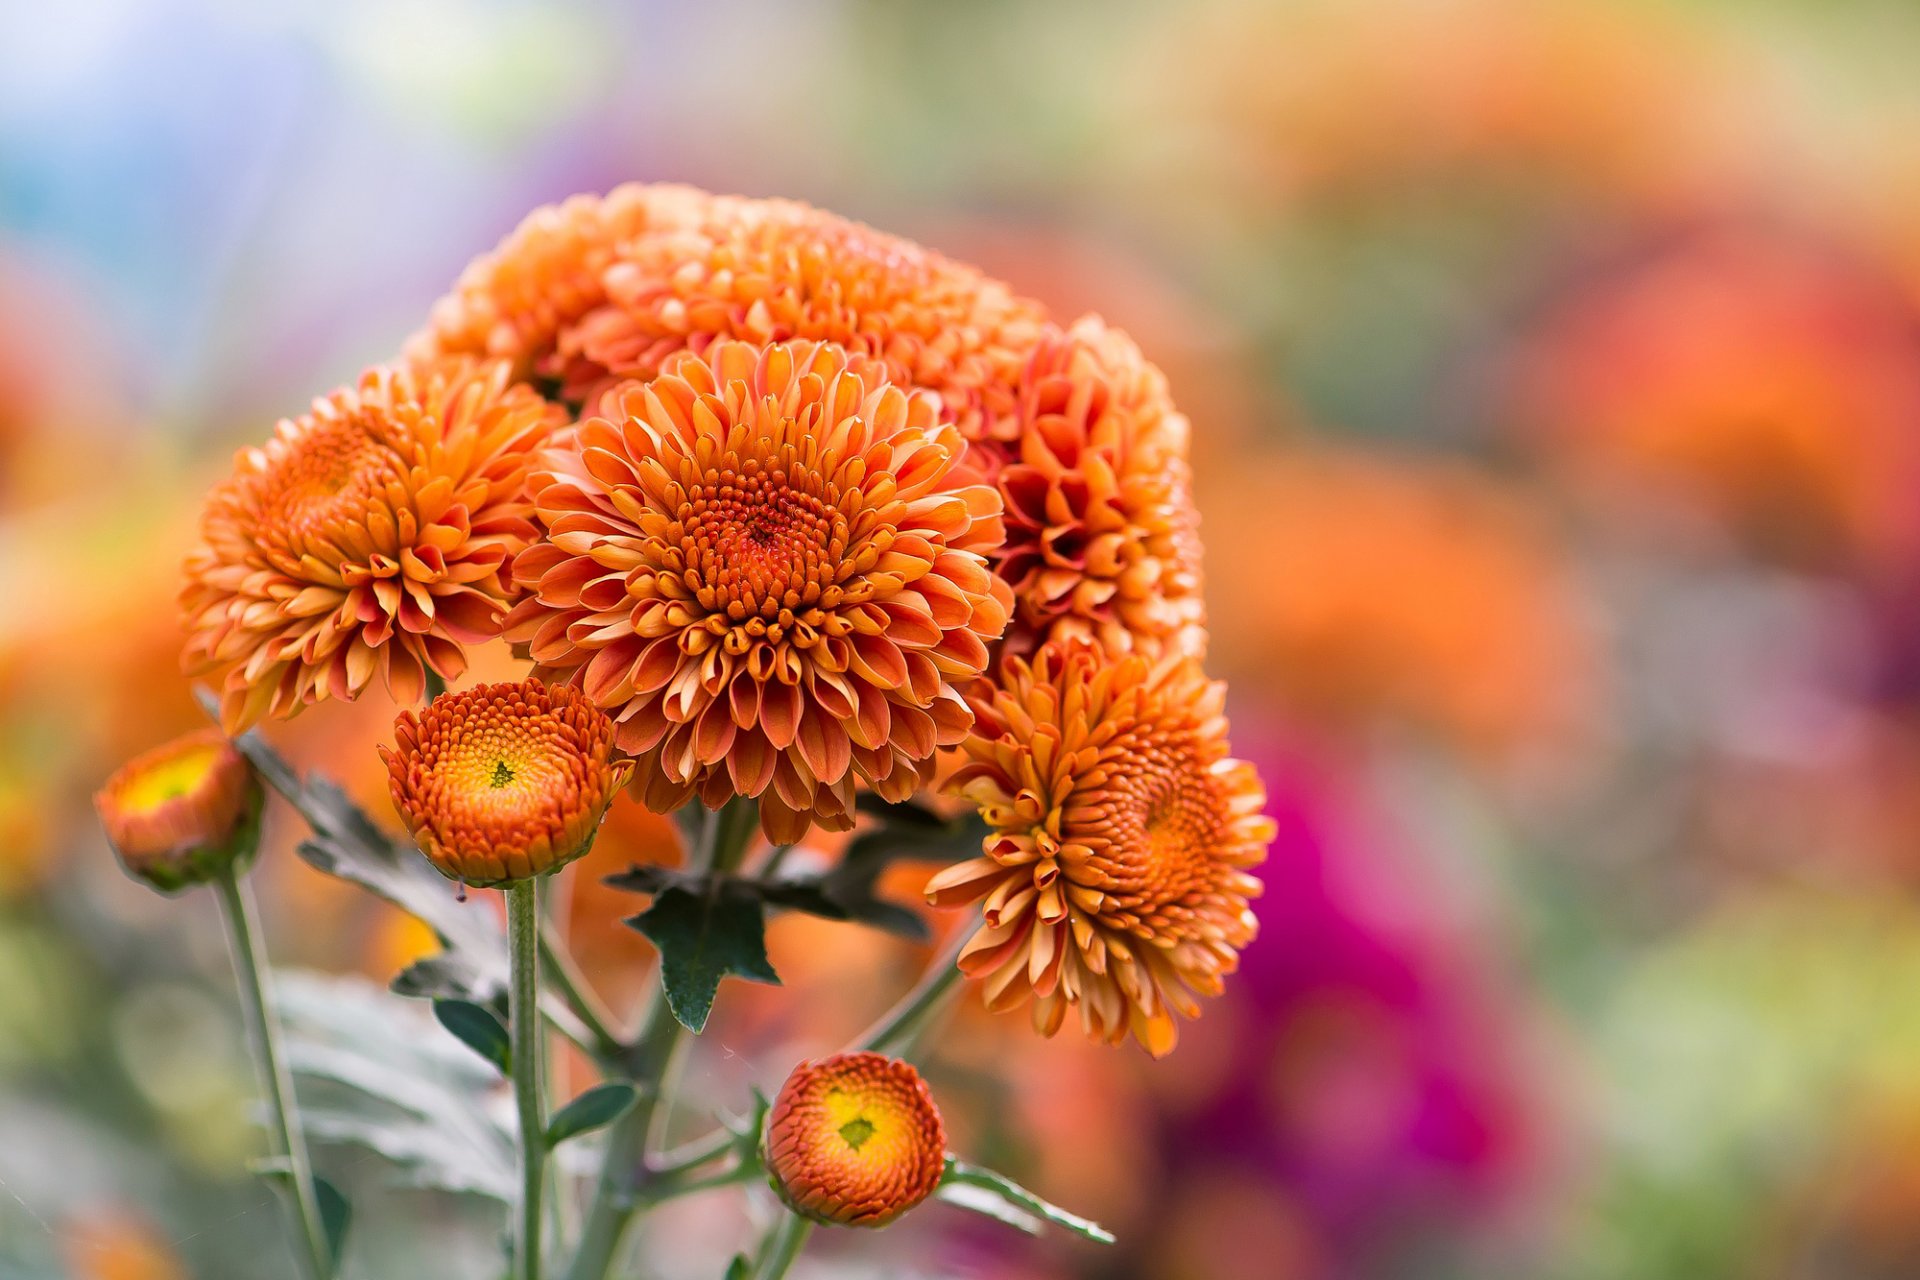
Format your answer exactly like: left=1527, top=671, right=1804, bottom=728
left=936, top=1179, right=1045, bottom=1234
left=625, top=882, right=780, bottom=1033
left=315, top=1176, right=352, bottom=1272
left=545, top=1082, right=636, bottom=1147
left=199, top=687, right=507, bottom=1005
left=432, top=999, right=510, bottom=1075
left=275, top=971, right=515, bottom=1201
left=938, top=1157, right=1115, bottom=1244
left=724, top=1255, right=751, bottom=1280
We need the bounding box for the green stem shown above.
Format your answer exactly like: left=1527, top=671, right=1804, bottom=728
left=424, top=669, right=448, bottom=702
left=563, top=799, right=758, bottom=1280
left=750, top=1214, right=814, bottom=1280
left=509, top=881, right=547, bottom=1280
left=215, top=868, right=330, bottom=1280
left=856, top=928, right=968, bottom=1059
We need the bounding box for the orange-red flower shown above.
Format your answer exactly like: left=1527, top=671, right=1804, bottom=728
left=929, top=642, right=1271, bottom=1056
left=95, top=730, right=263, bottom=893
left=764, top=1051, right=947, bottom=1228
left=505, top=339, right=1012, bottom=843
left=380, top=680, right=632, bottom=886
left=412, top=185, right=1047, bottom=448
left=181, top=359, right=567, bottom=732
left=991, top=318, right=1206, bottom=662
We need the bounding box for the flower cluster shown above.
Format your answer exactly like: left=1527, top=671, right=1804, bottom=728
left=172, top=182, right=1270, bottom=1055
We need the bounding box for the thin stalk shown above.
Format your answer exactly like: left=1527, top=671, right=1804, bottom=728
left=563, top=799, right=757, bottom=1280
left=856, top=928, right=968, bottom=1058
left=539, top=926, right=625, bottom=1061
left=215, top=868, right=330, bottom=1280
left=509, top=880, right=547, bottom=1280
left=750, top=1214, right=814, bottom=1280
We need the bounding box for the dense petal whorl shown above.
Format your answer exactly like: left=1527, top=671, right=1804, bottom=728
left=988, top=318, right=1207, bottom=664
left=929, top=641, right=1272, bottom=1056
left=503, top=339, right=1013, bottom=843
left=181, top=358, right=567, bottom=732
left=380, top=680, right=631, bottom=886
left=764, top=1051, right=947, bottom=1228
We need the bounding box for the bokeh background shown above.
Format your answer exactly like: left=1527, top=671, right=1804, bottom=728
left=6, top=0, right=1920, bottom=1276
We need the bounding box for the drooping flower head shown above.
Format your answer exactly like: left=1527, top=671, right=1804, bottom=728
left=764, top=1051, right=947, bottom=1228
left=413, top=186, right=1047, bottom=447
left=929, top=642, right=1272, bottom=1056
left=182, top=359, right=567, bottom=732
left=989, top=318, right=1207, bottom=663
left=504, top=339, right=1012, bottom=843
left=95, top=730, right=263, bottom=893
left=380, top=680, right=631, bottom=886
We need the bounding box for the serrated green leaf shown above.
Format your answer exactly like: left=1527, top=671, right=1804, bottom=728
left=939, top=1157, right=1115, bottom=1244
left=432, top=999, right=510, bottom=1074
left=626, top=881, right=780, bottom=1032
left=200, top=688, right=508, bottom=1005
left=545, top=1082, right=637, bottom=1147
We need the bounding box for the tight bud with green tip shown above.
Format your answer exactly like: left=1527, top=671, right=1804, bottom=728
left=95, top=729, right=263, bottom=893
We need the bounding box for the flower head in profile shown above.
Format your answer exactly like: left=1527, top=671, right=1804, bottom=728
left=413, top=186, right=1047, bottom=445
left=505, top=339, right=1012, bottom=843
left=95, top=730, right=263, bottom=893
left=989, top=319, right=1206, bottom=663
left=928, top=642, right=1272, bottom=1056
left=380, top=680, right=631, bottom=886
left=182, top=359, right=567, bottom=732
left=764, top=1051, right=947, bottom=1228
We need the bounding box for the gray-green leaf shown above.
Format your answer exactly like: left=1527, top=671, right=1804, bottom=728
left=937, top=1157, right=1115, bottom=1244
left=626, top=881, right=780, bottom=1033
left=432, top=999, right=510, bottom=1074
left=545, top=1082, right=636, bottom=1147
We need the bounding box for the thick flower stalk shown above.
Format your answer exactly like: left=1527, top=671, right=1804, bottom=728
left=94, top=729, right=263, bottom=893
left=504, top=338, right=1013, bottom=843
left=412, top=185, right=1047, bottom=446
left=381, top=679, right=632, bottom=886
left=181, top=358, right=566, bottom=732
left=989, top=318, right=1207, bottom=662
left=764, top=1051, right=947, bottom=1228
left=928, top=641, right=1273, bottom=1056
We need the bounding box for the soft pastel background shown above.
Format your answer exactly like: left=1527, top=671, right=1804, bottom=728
left=5, top=0, right=1920, bottom=1276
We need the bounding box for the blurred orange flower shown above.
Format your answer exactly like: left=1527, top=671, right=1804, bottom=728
left=182, top=359, right=567, bottom=731
left=1204, top=449, right=1596, bottom=759
left=931, top=642, right=1272, bottom=1056
left=382, top=679, right=631, bottom=886
left=1507, top=228, right=1920, bottom=572
left=764, top=1050, right=947, bottom=1227
left=506, top=339, right=1011, bottom=843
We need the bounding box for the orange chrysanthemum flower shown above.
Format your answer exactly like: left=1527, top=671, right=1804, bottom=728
left=504, top=339, right=1012, bottom=843
left=381, top=680, right=632, bottom=886
left=928, top=642, right=1272, bottom=1056
left=413, top=185, right=1046, bottom=446
left=764, top=1051, right=947, bottom=1228
left=181, top=359, right=567, bottom=732
left=991, top=318, right=1206, bottom=662
left=95, top=730, right=263, bottom=893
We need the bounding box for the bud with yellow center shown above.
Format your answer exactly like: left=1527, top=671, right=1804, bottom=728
left=764, top=1051, right=947, bottom=1228
left=94, top=730, right=263, bottom=893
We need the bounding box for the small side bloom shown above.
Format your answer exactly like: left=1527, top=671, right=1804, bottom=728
left=929, top=641, right=1273, bottom=1056
left=181, top=358, right=567, bottom=732
left=95, top=730, right=263, bottom=893
left=380, top=680, right=632, bottom=886
left=764, top=1051, right=947, bottom=1228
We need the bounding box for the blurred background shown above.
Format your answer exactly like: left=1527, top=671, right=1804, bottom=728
left=6, top=0, right=1920, bottom=1276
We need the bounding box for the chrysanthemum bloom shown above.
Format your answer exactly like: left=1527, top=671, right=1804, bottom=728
left=181, top=359, right=567, bottom=732
left=990, top=319, right=1207, bottom=662
left=380, top=680, right=632, bottom=886
left=413, top=186, right=1047, bottom=444
left=95, top=730, right=263, bottom=893
left=764, top=1051, right=947, bottom=1228
left=928, top=642, right=1272, bottom=1056
left=504, top=339, right=1012, bottom=843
